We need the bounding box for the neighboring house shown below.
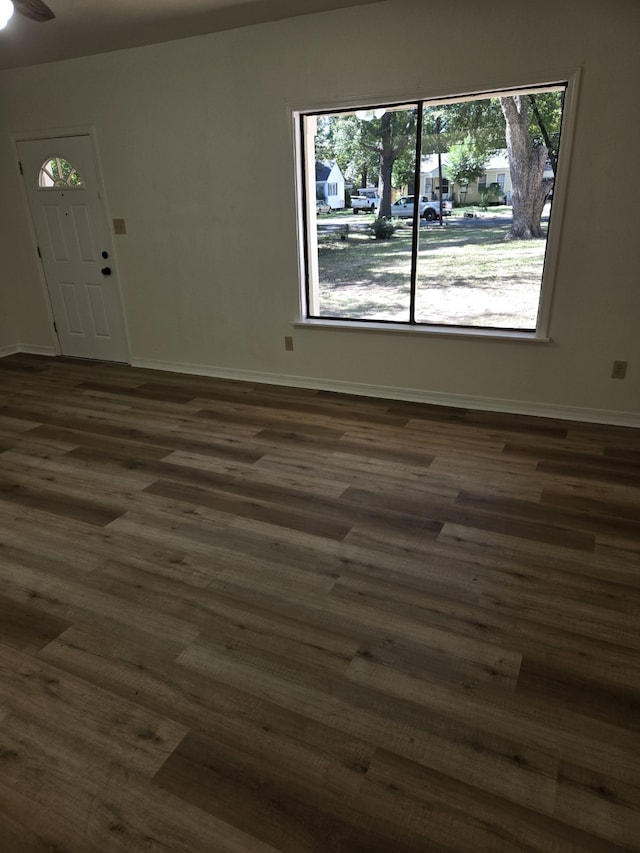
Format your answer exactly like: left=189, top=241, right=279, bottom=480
left=420, top=150, right=554, bottom=205
left=315, top=160, right=346, bottom=210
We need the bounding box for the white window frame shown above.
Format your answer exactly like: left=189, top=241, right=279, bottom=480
left=293, top=72, right=580, bottom=342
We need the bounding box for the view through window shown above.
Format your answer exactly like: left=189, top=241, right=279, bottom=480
left=300, top=84, right=567, bottom=332
left=38, top=156, right=84, bottom=189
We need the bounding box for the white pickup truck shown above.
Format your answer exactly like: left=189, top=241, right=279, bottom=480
left=351, top=188, right=380, bottom=213
left=390, top=195, right=453, bottom=221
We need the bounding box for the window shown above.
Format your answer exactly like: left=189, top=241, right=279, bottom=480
left=299, top=83, right=568, bottom=334
left=327, top=182, right=338, bottom=196
left=39, top=156, right=84, bottom=189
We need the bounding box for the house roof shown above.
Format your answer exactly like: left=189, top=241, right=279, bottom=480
left=315, top=161, right=343, bottom=182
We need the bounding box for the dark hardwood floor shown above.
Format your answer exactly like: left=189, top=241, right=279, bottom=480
left=0, top=352, right=639, bottom=852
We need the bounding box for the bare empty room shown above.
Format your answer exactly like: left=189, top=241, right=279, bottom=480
left=0, top=0, right=639, bottom=850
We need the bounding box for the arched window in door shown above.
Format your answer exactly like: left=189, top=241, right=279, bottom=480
left=38, top=156, right=84, bottom=189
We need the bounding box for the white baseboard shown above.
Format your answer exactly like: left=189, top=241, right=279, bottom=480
left=0, top=345, right=58, bottom=358
left=0, top=345, right=20, bottom=358
left=131, top=356, right=640, bottom=428
left=19, top=345, right=58, bottom=357
left=0, top=344, right=60, bottom=358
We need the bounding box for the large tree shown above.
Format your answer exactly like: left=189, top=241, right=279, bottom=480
left=316, top=109, right=416, bottom=216
left=500, top=95, right=553, bottom=239
left=430, top=93, right=562, bottom=240
left=359, top=109, right=417, bottom=218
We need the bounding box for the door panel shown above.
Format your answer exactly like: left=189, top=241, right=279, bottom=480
left=18, top=135, right=129, bottom=362
left=60, top=283, right=83, bottom=334
left=43, top=204, right=70, bottom=260
left=87, top=285, right=110, bottom=337
left=71, top=205, right=96, bottom=261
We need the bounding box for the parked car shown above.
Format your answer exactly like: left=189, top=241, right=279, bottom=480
left=351, top=188, right=380, bottom=213
left=390, top=195, right=452, bottom=220
left=316, top=199, right=331, bottom=214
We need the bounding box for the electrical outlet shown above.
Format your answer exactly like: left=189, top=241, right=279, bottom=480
left=284, top=336, right=294, bottom=351
left=611, top=360, right=627, bottom=379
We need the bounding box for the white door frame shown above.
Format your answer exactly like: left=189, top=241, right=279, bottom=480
left=12, top=125, right=130, bottom=362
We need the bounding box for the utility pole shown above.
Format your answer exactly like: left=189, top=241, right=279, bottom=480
left=436, top=115, right=444, bottom=227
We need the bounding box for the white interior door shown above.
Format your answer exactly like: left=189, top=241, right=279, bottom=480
left=18, top=135, right=129, bottom=363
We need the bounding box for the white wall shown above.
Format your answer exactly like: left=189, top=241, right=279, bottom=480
left=0, top=270, right=18, bottom=354
left=0, top=0, right=638, bottom=422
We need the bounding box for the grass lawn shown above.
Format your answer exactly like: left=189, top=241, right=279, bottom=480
left=316, top=216, right=548, bottom=328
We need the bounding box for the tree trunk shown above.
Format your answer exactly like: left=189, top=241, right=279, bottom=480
left=379, top=157, right=394, bottom=218
left=500, top=96, right=549, bottom=240
left=378, top=112, right=395, bottom=218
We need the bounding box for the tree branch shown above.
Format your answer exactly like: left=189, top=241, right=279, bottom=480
left=529, top=94, right=557, bottom=176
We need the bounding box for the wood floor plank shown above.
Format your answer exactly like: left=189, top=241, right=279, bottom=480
left=154, top=728, right=436, bottom=853
left=0, top=592, right=71, bottom=652
left=365, top=750, right=631, bottom=853
left=0, top=468, right=123, bottom=526
left=143, top=478, right=354, bottom=540
left=0, top=555, right=201, bottom=649
left=0, top=353, right=638, bottom=851
left=177, top=637, right=560, bottom=813
left=437, top=521, right=640, bottom=586
left=0, top=644, right=189, bottom=779
left=554, top=762, right=640, bottom=849
left=345, top=655, right=640, bottom=788
left=457, top=487, right=640, bottom=542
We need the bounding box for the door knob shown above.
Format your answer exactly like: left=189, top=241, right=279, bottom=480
left=101, top=266, right=112, bottom=276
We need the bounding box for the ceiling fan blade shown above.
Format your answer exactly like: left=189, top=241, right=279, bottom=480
left=13, top=0, right=55, bottom=22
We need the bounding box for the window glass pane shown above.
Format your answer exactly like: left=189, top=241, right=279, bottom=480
left=414, top=91, right=564, bottom=330
left=300, top=84, right=566, bottom=332
left=39, top=156, right=84, bottom=189
left=305, top=106, right=417, bottom=321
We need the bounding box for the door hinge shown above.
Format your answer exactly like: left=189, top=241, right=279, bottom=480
left=37, top=246, right=42, bottom=258
left=18, top=161, right=23, bottom=175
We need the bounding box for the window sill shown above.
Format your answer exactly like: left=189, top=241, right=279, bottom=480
left=294, top=318, right=550, bottom=343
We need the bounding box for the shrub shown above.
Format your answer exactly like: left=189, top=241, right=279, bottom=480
left=370, top=216, right=397, bottom=240
left=479, top=182, right=504, bottom=209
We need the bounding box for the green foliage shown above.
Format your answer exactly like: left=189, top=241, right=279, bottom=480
left=313, top=89, right=564, bottom=236
left=46, top=157, right=83, bottom=188
left=390, top=146, right=416, bottom=191
left=369, top=216, right=397, bottom=240
left=423, top=101, right=505, bottom=155
left=316, top=109, right=417, bottom=206
left=528, top=91, right=563, bottom=152
left=316, top=113, right=380, bottom=186
left=360, top=109, right=417, bottom=196
left=444, top=136, right=488, bottom=187
left=479, top=182, right=504, bottom=209
left=315, top=92, right=564, bottom=193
